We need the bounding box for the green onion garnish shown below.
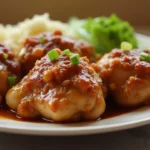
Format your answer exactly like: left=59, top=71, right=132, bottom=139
left=39, top=36, right=45, bottom=44
left=70, top=54, right=80, bottom=65
left=102, top=78, right=104, bottom=83
left=140, top=52, right=150, bottom=62
left=62, top=49, right=71, bottom=55
left=3, top=53, right=8, bottom=59
left=121, top=42, right=133, bottom=51
left=8, top=76, right=17, bottom=87
left=48, top=49, right=59, bottom=61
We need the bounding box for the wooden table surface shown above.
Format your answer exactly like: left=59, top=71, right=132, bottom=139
left=0, top=29, right=150, bottom=150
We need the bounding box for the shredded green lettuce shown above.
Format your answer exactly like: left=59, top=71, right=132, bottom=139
left=69, top=14, right=138, bottom=54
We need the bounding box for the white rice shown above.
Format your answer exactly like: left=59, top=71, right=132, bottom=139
left=0, top=13, right=74, bottom=55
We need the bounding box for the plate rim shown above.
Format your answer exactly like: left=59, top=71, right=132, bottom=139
left=0, top=33, right=150, bottom=136
left=0, top=107, right=149, bottom=136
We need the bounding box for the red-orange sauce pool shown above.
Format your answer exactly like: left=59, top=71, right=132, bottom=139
left=0, top=98, right=139, bottom=123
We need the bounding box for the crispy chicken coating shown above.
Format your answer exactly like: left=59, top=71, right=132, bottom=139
left=19, top=30, right=95, bottom=75
left=98, top=49, right=150, bottom=107
left=7, top=50, right=105, bottom=121
left=0, top=43, right=20, bottom=104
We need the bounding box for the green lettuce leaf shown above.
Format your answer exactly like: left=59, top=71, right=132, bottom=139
left=69, top=15, right=138, bottom=54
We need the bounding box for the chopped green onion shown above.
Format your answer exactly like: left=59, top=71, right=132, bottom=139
left=3, top=53, right=8, bottom=59
left=19, top=48, right=26, bottom=57
left=140, top=52, right=150, bottom=62
left=8, top=76, right=17, bottom=87
left=62, top=49, right=71, bottom=55
left=39, top=36, right=45, bottom=44
left=48, top=49, right=59, bottom=61
left=102, top=78, right=104, bottom=83
left=121, top=42, right=133, bottom=51
left=70, top=54, right=80, bottom=65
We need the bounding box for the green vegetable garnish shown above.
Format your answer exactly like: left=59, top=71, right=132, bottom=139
left=69, top=14, right=137, bottom=54
left=48, top=49, right=59, bottom=61
left=62, top=49, right=71, bottom=55
left=8, top=76, right=17, bottom=86
left=102, top=78, right=104, bottom=83
left=3, top=53, right=8, bottom=59
left=70, top=54, right=80, bottom=65
left=121, top=42, right=133, bottom=51
left=39, top=36, right=45, bottom=44
left=140, top=52, right=150, bottom=62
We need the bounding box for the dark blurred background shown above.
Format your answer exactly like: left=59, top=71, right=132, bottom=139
left=0, top=0, right=150, bottom=31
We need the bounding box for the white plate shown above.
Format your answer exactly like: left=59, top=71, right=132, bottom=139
left=0, top=34, right=150, bottom=136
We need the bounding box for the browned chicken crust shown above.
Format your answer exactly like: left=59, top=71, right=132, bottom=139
left=0, top=43, right=20, bottom=104
left=6, top=50, right=105, bottom=121
left=98, top=49, right=150, bottom=107
left=20, top=30, right=95, bottom=75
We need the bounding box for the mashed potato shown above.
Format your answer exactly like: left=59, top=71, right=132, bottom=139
left=0, top=13, right=74, bottom=55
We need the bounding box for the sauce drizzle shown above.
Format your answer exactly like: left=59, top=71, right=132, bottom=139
left=0, top=99, right=138, bottom=124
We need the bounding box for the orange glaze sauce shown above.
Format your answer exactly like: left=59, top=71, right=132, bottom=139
left=0, top=98, right=139, bottom=124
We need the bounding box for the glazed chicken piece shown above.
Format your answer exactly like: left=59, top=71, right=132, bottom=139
left=98, top=49, right=150, bottom=107
left=6, top=49, right=105, bottom=121
left=0, top=43, right=20, bottom=104
left=19, top=30, right=95, bottom=75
